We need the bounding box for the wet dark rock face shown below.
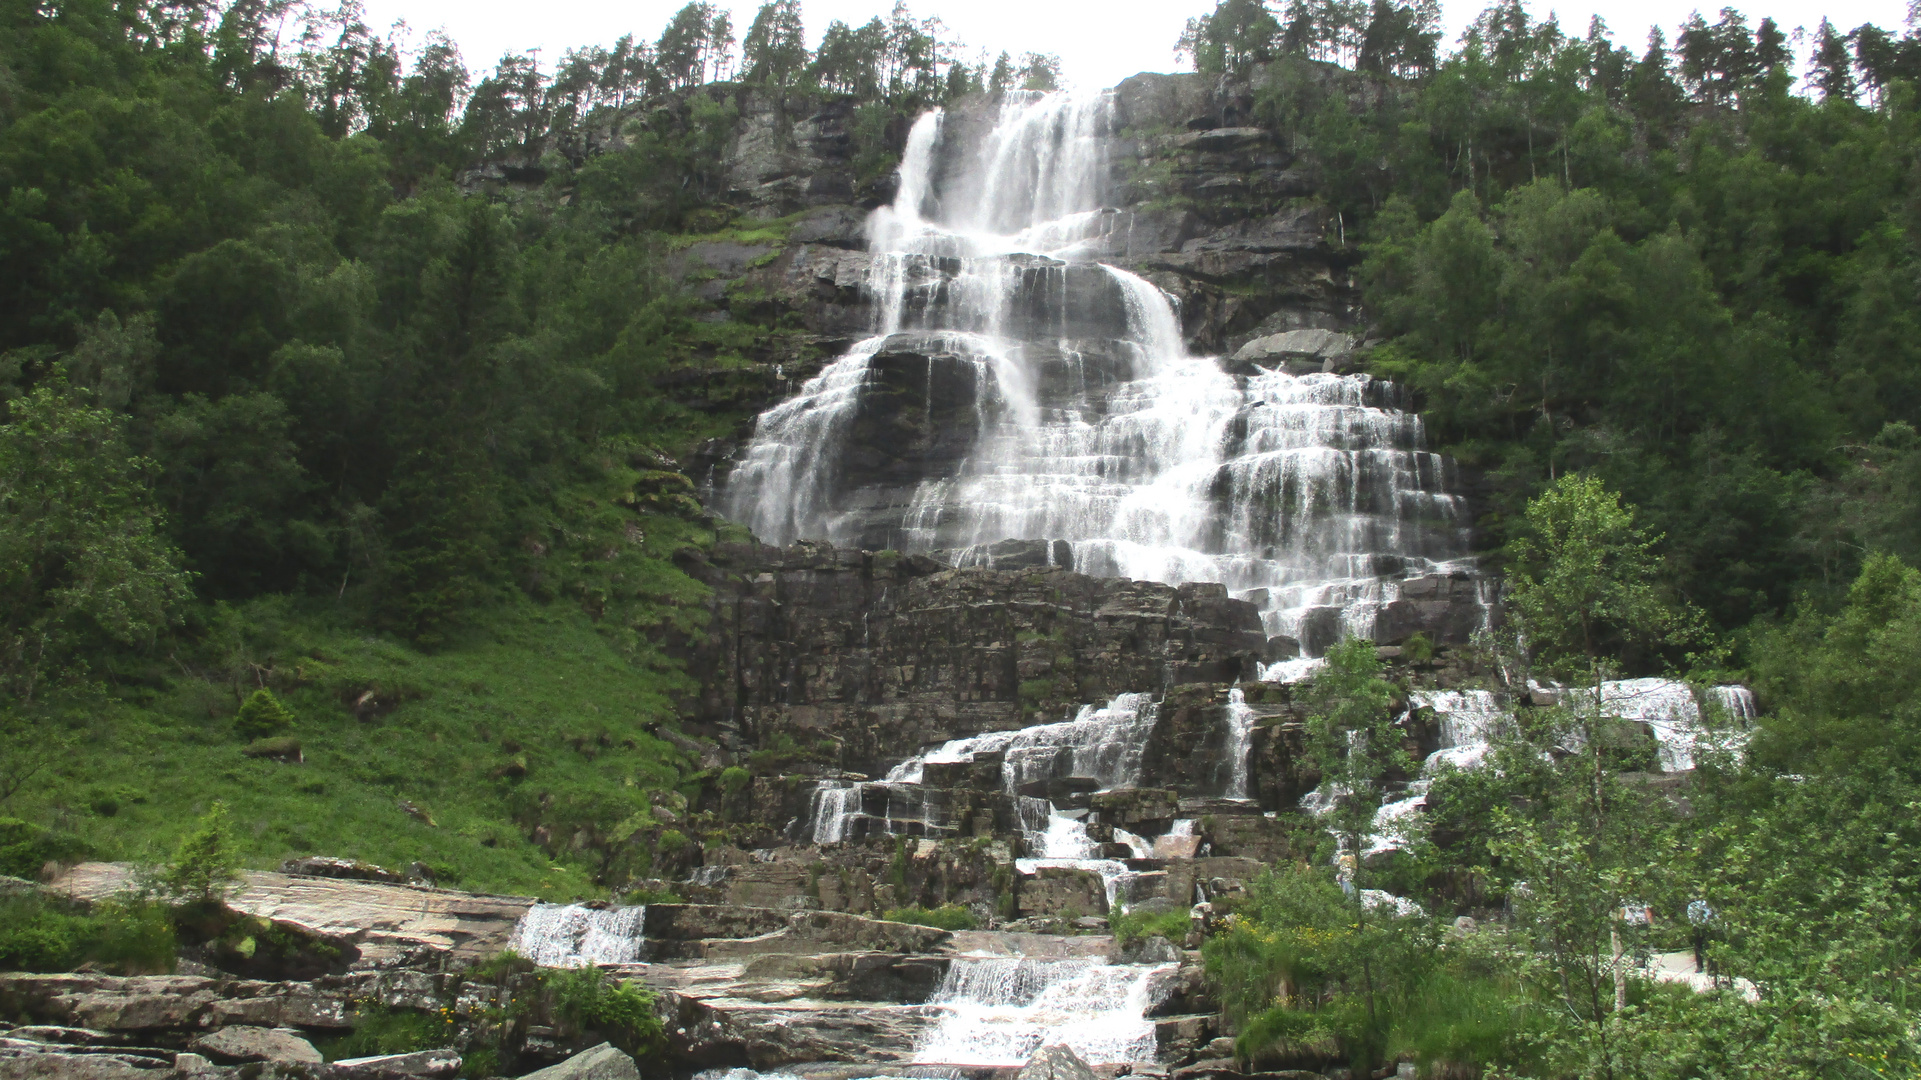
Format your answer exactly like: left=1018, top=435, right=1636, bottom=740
left=678, top=541, right=1269, bottom=777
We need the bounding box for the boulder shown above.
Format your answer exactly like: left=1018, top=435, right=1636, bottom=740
left=516, top=1042, right=641, bottom=1080
left=787, top=205, right=869, bottom=249
left=1018, top=1044, right=1098, bottom=1080
left=189, top=1025, right=322, bottom=1064
left=1231, top=328, right=1356, bottom=373
left=1115, top=935, right=1183, bottom=964
left=1018, top=867, right=1108, bottom=917
left=278, top=857, right=403, bottom=883
left=0, top=1049, right=166, bottom=1079
left=333, top=1049, right=463, bottom=1077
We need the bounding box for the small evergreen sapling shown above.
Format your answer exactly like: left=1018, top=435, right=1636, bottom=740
left=161, top=801, right=245, bottom=904
left=234, top=689, right=293, bottom=740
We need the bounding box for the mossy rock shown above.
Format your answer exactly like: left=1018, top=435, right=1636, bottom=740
left=241, top=737, right=302, bottom=762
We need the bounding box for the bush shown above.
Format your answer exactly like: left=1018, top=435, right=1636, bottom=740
left=87, top=896, right=179, bottom=974
left=0, top=893, right=175, bottom=974
left=0, top=817, right=89, bottom=878
left=234, top=688, right=294, bottom=739
left=718, top=765, right=750, bottom=796
left=1111, top=906, right=1190, bottom=946
left=0, top=896, right=84, bottom=970
left=545, top=966, right=664, bottom=1053
left=883, top=904, right=977, bottom=931
left=321, top=1002, right=442, bottom=1060
left=1402, top=632, right=1434, bottom=664
left=160, top=802, right=244, bottom=902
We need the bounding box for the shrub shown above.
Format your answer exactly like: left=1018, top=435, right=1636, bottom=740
left=0, top=896, right=83, bottom=970
left=469, top=947, right=536, bottom=982
left=655, top=829, right=687, bottom=855
left=321, top=1002, right=442, bottom=1060
left=1111, top=906, right=1190, bottom=946
left=1402, top=632, right=1434, bottom=664
left=234, top=688, right=294, bottom=739
left=87, top=896, right=178, bottom=973
left=0, top=893, right=176, bottom=974
left=718, top=766, right=750, bottom=796
left=160, top=801, right=245, bottom=902
left=0, top=817, right=89, bottom=878
left=884, top=904, right=977, bottom=931
left=545, top=966, right=664, bottom=1053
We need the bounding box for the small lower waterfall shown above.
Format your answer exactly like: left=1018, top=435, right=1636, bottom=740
left=508, top=903, right=645, bottom=967
left=809, top=692, right=1162, bottom=846
left=1416, top=689, right=1508, bottom=773
left=1221, top=688, right=1257, bottom=800
left=912, top=957, right=1172, bottom=1065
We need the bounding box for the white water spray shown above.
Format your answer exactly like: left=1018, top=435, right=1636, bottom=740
left=722, top=90, right=1476, bottom=653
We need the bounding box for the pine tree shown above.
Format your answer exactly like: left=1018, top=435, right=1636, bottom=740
left=234, top=689, right=293, bottom=739
left=742, top=0, right=808, bottom=87
left=1812, top=18, right=1858, bottom=102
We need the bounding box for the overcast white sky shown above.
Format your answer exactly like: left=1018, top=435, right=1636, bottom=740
left=356, top=0, right=1911, bottom=90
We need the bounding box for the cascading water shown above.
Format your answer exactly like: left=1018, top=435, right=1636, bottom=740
left=1221, top=688, right=1256, bottom=800
left=912, top=957, right=1172, bottom=1065
left=508, top=903, right=645, bottom=967
left=721, top=90, right=1475, bottom=653
left=809, top=692, right=1160, bottom=907
left=1415, top=689, right=1508, bottom=773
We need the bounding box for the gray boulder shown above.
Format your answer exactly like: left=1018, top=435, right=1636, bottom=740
left=187, top=1022, right=318, bottom=1060
left=188, top=1026, right=322, bottom=1065
left=278, top=856, right=404, bottom=883
left=1232, top=328, right=1356, bottom=373
left=1115, top=935, right=1184, bottom=965
left=1018, top=1044, right=1097, bottom=1080
left=516, top=1043, right=640, bottom=1080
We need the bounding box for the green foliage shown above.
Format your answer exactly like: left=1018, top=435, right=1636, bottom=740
left=322, top=1002, right=443, bottom=1060
left=234, top=689, right=294, bottom=740
left=1509, top=474, right=1711, bottom=680
left=0, top=892, right=175, bottom=974
left=161, top=801, right=246, bottom=903
left=544, top=967, right=664, bottom=1053
left=1109, top=906, right=1188, bottom=946
left=1301, top=638, right=1409, bottom=872
left=0, top=817, right=89, bottom=878
left=0, top=383, right=191, bottom=706
left=717, top=766, right=751, bottom=796
left=1205, top=865, right=1447, bottom=1073
left=883, top=903, right=977, bottom=930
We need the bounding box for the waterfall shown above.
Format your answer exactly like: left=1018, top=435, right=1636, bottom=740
left=1710, top=684, right=1758, bottom=721
left=912, top=957, right=1172, bottom=1065
left=1415, top=689, right=1508, bottom=774
left=721, top=90, right=1476, bottom=654
left=508, top=903, right=645, bottom=967
left=1222, top=688, right=1256, bottom=800
left=1415, top=681, right=1758, bottom=777
left=807, top=692, right=1161, bottom=906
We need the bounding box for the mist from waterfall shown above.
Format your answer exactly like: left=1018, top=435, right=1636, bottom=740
left=722, top=90, right=1474, bottom=653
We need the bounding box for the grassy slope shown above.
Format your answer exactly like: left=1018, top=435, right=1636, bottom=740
left=21, top=603, right=695, bottom=899
left=15, top=484, right=735, bottom=901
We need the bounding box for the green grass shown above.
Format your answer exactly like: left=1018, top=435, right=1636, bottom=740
left=663, top=211, right=806, bottom=251
left=1110, top=906, right=1191, bottom=946
left=12, top=599, right=701, bottom=900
